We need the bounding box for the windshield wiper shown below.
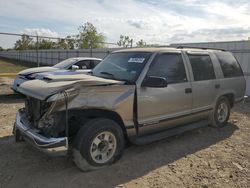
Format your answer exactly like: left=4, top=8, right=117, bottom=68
left=117, top=79, right=133, bottom=84
left=100, top=71, right=133, bottom=84
left=100, top=71, right=115, bottom=78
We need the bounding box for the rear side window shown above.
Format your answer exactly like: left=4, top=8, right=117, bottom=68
left=188, top=54, right=215, bottom=81
left=147, top=53, right=187, bottom=84
left=75, top=60, right=91, bottom=69
left=215, top=52, right=243, bottom=78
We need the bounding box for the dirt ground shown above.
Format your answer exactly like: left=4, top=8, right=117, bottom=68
left=0, top=78, right=249, bottom=188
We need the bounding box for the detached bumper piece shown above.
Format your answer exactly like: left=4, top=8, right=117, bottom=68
left=14, top=109, right=68, bottom=156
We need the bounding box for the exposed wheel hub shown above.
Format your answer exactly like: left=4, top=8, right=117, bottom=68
left=90, top=131, right=117, bottom=164
left=98, top=140, right=109, bottom=152
left=217, top=102, right=228, bottom=123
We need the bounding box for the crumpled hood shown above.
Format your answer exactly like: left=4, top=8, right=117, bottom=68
left=18, top=67, right=59, bottom=75
left=17, top=74, right=123, bottom=100
left=35, top=69, right=91, bottom=79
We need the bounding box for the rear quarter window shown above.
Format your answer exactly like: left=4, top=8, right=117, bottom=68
left=215, top=51, right=243, bottom=78
left=188, top=54, right=215, bottom=81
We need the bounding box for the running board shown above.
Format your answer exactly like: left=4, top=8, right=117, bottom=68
left=130, top=120, right=209, bottom=145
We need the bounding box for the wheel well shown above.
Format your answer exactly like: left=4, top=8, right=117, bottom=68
left=222, top=93, right=234, bottom=107
left=67, top=109, right=128, bottom=139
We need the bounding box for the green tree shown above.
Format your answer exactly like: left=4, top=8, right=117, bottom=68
left=39, top=39, right=55, bottom=49
left=14, top=35, right=35, bottom=50
left=56, top=39, right=70, bottom=49
left=76, top=22, right=105, bottom=49
left=39, top=37, right=76, bottom=49
left=136, top=39, right=147, bottom=47
left=65, top=36, right=76, bottom=49
left=0, top=46, right=3, bottom=51
left=117, top=35, right=133, bottom=48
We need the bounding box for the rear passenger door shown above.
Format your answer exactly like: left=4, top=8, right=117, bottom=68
left=185, top=52, right=217, bottom=112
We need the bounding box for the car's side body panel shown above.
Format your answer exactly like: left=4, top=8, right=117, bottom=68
left=136, top=81, right=193, bottom=135
left=58, top=85, right=136, bottom=129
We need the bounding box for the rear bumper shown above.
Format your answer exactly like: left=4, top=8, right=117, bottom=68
left=14, top=109, right=68, bottom=156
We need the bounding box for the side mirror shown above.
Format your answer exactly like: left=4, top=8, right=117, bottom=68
left=71, top=65, right=79, bottom=71
left=141, top=76, right=168, bottom=88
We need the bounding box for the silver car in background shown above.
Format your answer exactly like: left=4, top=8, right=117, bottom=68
left=12, top=57, right=102, bottom=92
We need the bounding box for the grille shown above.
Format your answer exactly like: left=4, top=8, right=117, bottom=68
left=25, top=98, right=51, bottom=127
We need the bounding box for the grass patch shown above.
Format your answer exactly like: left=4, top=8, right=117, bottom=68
left=0, top=73, right=17, bottom=78
left=0, top=58, right=36, bottom=74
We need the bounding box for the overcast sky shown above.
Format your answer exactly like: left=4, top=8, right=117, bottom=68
left=1, top=0, right=250, bottom=48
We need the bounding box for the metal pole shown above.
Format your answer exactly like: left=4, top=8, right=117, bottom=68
left=36, top=32, right=39, bottom=67
left=90, top=41, right=93, bottom=57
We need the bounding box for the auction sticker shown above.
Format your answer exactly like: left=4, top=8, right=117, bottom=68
left=128, top=58, right=145, bottom=63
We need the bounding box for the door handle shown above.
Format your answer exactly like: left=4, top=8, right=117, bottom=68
left=185, top=88, right=192, bottom=94
left=215, top=84, right=220, bottom=89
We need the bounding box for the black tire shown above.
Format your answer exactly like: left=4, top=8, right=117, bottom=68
left=209, top=96, right=231, bottom=127
left=73, top=118, right=124, bottom=171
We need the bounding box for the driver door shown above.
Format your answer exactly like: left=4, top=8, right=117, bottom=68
left=137, top=52, right=193, bottom=135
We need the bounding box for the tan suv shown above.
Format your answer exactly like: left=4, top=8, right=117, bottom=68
left=13, top=47, right=246, bottom=171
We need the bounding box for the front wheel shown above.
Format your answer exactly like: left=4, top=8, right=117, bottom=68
left=209, top=96, right=231, bottom=127
left=73, top=118, right=124, bottom=171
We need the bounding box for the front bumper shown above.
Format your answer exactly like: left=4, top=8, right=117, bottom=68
left=14, top=109, right=68, bottom=156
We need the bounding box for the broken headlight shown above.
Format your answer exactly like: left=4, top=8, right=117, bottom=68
left=26, top=73, right=37, bottom=80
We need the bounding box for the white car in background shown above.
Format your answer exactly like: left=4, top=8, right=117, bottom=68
left=12, top=57, right=102, bottom=92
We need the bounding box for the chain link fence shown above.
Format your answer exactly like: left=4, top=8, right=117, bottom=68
left=0, top=32, right=126, bottom=66
left=0, top=48, right=122, bottom=65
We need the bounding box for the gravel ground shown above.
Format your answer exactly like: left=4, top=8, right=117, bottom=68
left=0, top=78, right=249, bottom=188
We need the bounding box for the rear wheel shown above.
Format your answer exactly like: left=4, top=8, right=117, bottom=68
left=73, top=118, right=124, bottom=171
left=210, top=96, right=231, bottom=127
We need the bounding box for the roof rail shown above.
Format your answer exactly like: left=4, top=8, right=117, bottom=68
left=176, top=45, right=226, bottom=51
left=156, top=45, right=172, bottom=47
left=149, top=45, right=172, bottom=48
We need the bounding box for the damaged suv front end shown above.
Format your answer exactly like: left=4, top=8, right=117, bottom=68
left=14, top=108, right=69, bottom=155
left=14, top=89, right=77, bottom=156
left=13, top=73, right=132, bottom=156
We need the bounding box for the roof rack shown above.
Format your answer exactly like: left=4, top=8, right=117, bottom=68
left=175, top=45, right=226, bottom=51
left=155, top=45, right=172, bottom=47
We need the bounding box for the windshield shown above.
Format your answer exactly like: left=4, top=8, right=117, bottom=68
left=92, top=52, right=152, bottom=83
left=53, top=58, right=77, bottom=69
